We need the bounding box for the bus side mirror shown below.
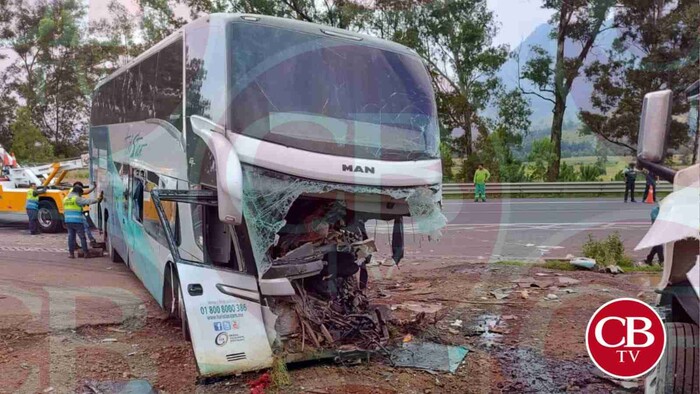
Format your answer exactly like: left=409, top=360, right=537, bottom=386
left=189, top=116, right=243, bottom=225
left=637, top=90, right=672, bottom=163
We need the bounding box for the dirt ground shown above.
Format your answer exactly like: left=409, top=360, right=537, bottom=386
left=0, top=229, right=660, bottom=394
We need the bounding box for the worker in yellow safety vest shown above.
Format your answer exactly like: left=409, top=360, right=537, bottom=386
left=63, top=185, right=102, bottom=258
left=72, top=181, right=98, bottom=246
left=25, top=184, right=46, bottom=235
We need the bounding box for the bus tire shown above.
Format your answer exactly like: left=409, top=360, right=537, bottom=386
left=647, top=322, right=699, bottom=394
left=37, top=200, right=61, bottom=233
left=174, top=274, right=191, bottom=342
left=105, top=227, right=123, bottom=263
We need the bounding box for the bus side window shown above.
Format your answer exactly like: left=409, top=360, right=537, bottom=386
left=190, top=202, right=243, bottom=271
left=155, top=39, right=183, bottom=131
left=131, top=177, right=144, bottom=223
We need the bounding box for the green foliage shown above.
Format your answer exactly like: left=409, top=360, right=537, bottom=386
left=3, top=0, right=120, bottom=157
left=539, top=260, right=578, bottom=271
left=527, top=138, right=556, bottom=181
left=581, top=0, right=699, bottom=154
left=270, top=356, right=291, bottom=390
left=440, top=141, right=454, bottom=181
left=612, top=169, right=625, bottom=181
left=518, top=0, right=614, bottom=180
left=379, top=0, right=508, bottom=157
left=578, top=164, right=603, bottom=181
left=494, top=260, right=528, bottom=267
left=557, top=161, right=578, bottom=181
left=581, top=232, right=633, bottom=267
left=10, top=107, right=53, bottom=164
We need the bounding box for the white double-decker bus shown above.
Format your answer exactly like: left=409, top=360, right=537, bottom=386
left=89, top=13, right=443, bottom=376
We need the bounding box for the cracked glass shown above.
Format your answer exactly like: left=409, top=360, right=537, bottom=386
left=227, top=22, right=439, bottom=161
left=241, top=165, right=446, bottom=275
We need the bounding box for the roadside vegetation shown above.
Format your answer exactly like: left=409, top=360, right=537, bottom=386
left=493, top=232, right=663, bottom=273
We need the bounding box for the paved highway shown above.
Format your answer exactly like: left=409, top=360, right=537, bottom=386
left=370, top=198, right=653, bottom=263
left=1, top=198, right=655, bottom=262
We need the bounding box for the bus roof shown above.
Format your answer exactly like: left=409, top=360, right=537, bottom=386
left=93, top=13, right=422, bottom=92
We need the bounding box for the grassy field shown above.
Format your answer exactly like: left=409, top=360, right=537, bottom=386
left=561, top=155, right=634, bottom=180
left=449, top=155, right=634, bottom=182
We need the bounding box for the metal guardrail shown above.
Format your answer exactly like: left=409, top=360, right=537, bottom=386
left=442, top=181, right=673, bottom=195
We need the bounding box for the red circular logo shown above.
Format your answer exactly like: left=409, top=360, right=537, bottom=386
left=586, top=298, right=666, bottom=379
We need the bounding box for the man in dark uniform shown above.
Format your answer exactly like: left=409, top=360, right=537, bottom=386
left=623, top=163, right=638, bottom=202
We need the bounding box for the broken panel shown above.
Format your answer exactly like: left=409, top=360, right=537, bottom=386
left=240, top=164, right=446, bottom=276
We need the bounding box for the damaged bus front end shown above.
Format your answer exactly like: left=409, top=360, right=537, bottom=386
left=150, top=13, right=444, bottom=377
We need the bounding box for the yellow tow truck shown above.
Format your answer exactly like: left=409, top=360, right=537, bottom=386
left=0, top=156, right=89, bottom=232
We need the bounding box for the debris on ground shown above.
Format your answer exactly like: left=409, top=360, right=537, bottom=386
left=545, top=294, right=559, bottom=301
left=601, top=265, right=625, bottom=274
left=520, top=290, right=530, bottom=299
left=556, top=277, right=581, bottom=286
left=390, top=342, right=468, bottom=373
left=490, top=288, right=512, bottom=300
left=591, top=369, right=639, bottom=389
left=81, top=380, right=157, bottom=394
left=393, top=301, right=444, bottom=315
left=570, top=257, right=596, bottom=270
left=247, top=372, right=271, bottom=394
left=290, top=279, right=388, bottom=351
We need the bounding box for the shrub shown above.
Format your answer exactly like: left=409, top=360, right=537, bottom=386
left=581, top=232, right=633, bottom=267
left=558, top=162, right=579, bottom=181
left=578, top=164, right=603, bottom=181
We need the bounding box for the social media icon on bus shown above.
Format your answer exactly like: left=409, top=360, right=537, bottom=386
left=223, top=321, right=232, bottom=331
left=213, top=322, right=223, bottom=331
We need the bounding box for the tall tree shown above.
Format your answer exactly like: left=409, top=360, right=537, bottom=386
left=0, top=72, right=16, bottom=148
left=580, top=0, right=699, bottom=158
left=4, top=0, right=120, bottom=157
left=376, top=0, right=508, bottom=157
left=10, top=107, right=54, bottom=164
left=519, top=0, right=614, bottom=180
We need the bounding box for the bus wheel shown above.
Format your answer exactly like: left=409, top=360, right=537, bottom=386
left=37, top=201, right=61, bottom=233
left=646, top=322, right=699, bottom=393
left=174, top=275, right=191, bottom=342
left=105, top=227, right=123, bottom=263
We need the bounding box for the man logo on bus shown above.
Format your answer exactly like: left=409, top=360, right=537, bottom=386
left=342, top=164, right=375, bottom=174
left=585, top=298, right=666, bottom=379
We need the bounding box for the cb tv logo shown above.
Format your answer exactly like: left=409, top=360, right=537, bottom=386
left=586, top=298, right=666, bottom=379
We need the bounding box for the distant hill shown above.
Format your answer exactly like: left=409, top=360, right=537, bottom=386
left=488, top=20, right=620, bottom=157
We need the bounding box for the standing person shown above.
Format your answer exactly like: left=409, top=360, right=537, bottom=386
left=623, top=163, right=638, bottom=202
left=642, top=170, right=657, bottom=202
left=72, top=181, right=98, bottom=246
left=63, top=185, right=102, bottom=258
left=25, top=184, right=46, bottom=235
left=645, top=203, right=664, bottom=265
left=473, top=164, right=490, bottom=202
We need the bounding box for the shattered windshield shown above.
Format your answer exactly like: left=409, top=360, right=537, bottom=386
left=227, top=22, right=439, bottom=161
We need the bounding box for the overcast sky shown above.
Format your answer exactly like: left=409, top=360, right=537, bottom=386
left=85, top=0, right=553, bottom=48
left=486, top=0, right=553, bottom=48
left=2, top=1, right=553, bottom=69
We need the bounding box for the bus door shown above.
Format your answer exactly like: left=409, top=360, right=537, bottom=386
left=127, top=168, right=146, bottom=268
left=150, top=189, right=273, bottom=376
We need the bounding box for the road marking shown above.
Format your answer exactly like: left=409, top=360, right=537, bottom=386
left=0, top=246, right=67, bottom=253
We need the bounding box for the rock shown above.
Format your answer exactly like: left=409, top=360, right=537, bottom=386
left=520, top=290, right=529, bottom=299
left=557, top=277, right=580, bottom=286
left=545, top=294, right=558, bottom=300
left=42, top=387, right=54, bottom=393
